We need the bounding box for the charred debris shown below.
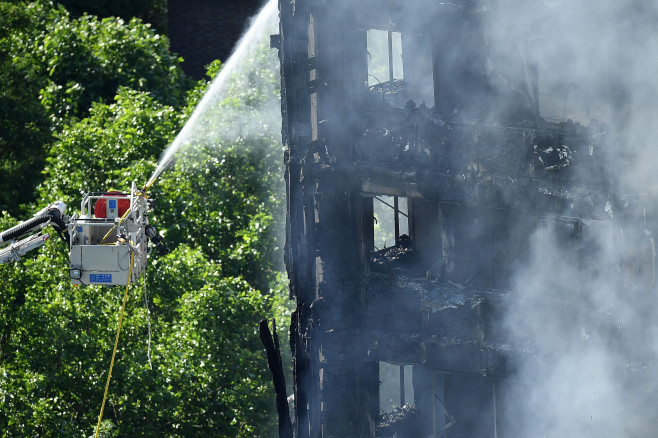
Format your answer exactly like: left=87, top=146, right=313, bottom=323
left=268, top=0, right=656, bottom=436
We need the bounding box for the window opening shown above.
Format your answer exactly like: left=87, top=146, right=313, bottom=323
left=367, top=29, right=435, bottom=108
left=367, top=29, right=403, bottom=87
left=433, top=372, right=455, bottom=437
left=373, top=195, right=408, bottom=249
left=379, top=362, right=414, bottom=412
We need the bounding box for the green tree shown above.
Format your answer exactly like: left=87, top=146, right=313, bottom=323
left=39, top=87, right=180, bottom=204
left=0, top=3, right=288, bottom=435
left=0, top=0, right=191, bottom=213
left=13, top=1, right=190, bottom=125
left=1, top=82, right=283, bottom=434
left=0, top=2, right=52, bottom=215
left=0, top=236, right=278, bottom=436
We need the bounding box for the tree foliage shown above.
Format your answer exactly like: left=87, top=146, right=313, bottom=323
left=0, top=2, right=287, bottom=436
left=0, top=2, right=53, bottom=216
left=15, top=1, right=190, bottom=123
left=0, top=0, right=191, bottom=214
left=40, top=87, right=180, bottom=204
left=0, top=239, right=279, bottom=436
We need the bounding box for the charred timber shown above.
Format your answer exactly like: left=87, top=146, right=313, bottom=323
left=259, top=319, right=294, bottom=438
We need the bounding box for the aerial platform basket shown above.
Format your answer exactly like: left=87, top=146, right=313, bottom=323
left=68, top=183, right=149, bottom=286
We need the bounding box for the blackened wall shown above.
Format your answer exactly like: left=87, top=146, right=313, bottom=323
left=168, top=0, right=262, bottom=79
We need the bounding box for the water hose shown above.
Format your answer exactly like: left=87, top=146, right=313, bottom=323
left=0, top=214, right=51, bottom=244
left=92, top=175, right=165, bottom=435
left=0, top=208, right=69, bottom=245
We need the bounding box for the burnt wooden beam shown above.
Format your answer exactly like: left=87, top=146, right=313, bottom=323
left=259, top=319, right=294, bottom=438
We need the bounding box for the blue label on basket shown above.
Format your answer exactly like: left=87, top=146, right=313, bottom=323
left=90, top=273, right=112, bottom=283
left=108, top=199, right=117, bottom=209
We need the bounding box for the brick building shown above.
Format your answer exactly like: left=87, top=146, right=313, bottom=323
left=168, top=0, right=262, bottom=79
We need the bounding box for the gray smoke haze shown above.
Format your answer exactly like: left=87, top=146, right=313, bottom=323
left=269, top=0, right=658, bottom=435
left=488, top=1, right=658, bottom=436
left=490, top=0, right=658, bottom=186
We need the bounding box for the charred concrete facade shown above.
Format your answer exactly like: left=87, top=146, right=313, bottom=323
left=276, top=1, right=653, bottom=437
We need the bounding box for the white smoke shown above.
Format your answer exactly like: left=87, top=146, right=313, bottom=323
left=489, top=2, right=658, bottom=436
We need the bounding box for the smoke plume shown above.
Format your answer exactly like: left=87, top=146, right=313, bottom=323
left=489, top=2, right=658, bottom=436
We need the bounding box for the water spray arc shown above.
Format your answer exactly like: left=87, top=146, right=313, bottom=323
left=147, top=0, right=279, bottom=189
left=93, top=2, right=282, bottom=434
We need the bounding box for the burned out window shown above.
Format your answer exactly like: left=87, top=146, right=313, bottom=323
left=379, top=361, right=414, bottom=412
left=366, top=29, right=434, bottom=108
left=373, top=195, right=409, bottom=250
left=367, top=29, right=403, bottom=86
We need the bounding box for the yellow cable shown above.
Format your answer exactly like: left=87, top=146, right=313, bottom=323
left=93, top=250, right=135, bottom=438
left=92, top=176, right=161, bottom=435
left=99, top=205, right=135, bottom=245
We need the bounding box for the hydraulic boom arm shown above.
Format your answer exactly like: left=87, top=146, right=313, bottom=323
left=0, top=201, right=68, bottom=264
